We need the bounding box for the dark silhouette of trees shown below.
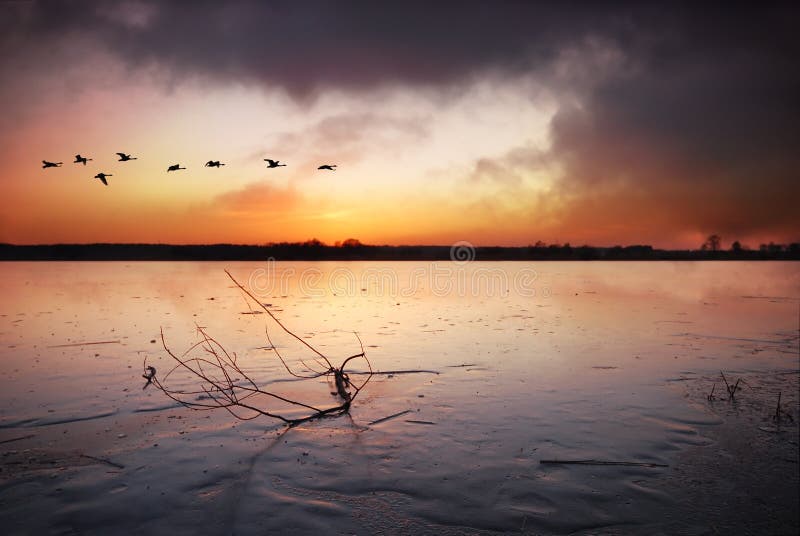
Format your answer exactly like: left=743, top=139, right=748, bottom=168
left=760, top=242, right=784, bottom=255
left=702, top=234, right=722, bottom=252
left=341, top=238, right=363, bottom=248
left=1, top=242, right=798, bottom=261
left=302, top=238, right=325, bottom=248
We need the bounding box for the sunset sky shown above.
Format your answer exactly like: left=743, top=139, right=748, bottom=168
left=0, top=1, right=797, bottom=248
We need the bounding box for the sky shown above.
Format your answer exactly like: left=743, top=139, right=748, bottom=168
left=0, top=1, right=797, bottom=248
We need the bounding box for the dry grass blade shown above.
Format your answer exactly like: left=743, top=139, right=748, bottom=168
left=539, top=459, right=668, bottom=468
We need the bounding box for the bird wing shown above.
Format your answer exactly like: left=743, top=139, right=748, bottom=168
left=116, top=153, right=126, bottom=158
left=99, top=176, right=108, bottom=185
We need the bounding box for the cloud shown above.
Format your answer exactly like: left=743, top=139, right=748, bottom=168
left=266, top=111, right=431, bottom=167
left=468, top=145, right=554, bottom=187
left=0, top=3, right=745, bottom=95
left=214, top=181, right=301, bottom=214
left=450, top=3, right=800, bottom=245
left=1, top=1, right=588, bottom=94
left=539, top=28, right=800, bottom=241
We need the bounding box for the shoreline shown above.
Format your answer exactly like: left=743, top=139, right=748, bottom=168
left=1, top=243, right=799, bottom=262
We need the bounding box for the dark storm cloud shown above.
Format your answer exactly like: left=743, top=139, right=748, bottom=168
left=539, top=4, right=800, bottom=242
left=0, top=1, right=655, bottom=92
left=4, top=2, right=797, bottom=114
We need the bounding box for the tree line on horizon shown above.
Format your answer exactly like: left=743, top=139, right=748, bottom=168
left=0, top=237, right=798, bottom=261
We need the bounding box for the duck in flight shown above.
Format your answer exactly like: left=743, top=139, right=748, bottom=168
left=167, top=164, right=186, bottom=172
left=42, top=160, right=63, bottom=169
left=74, top=154, right=93, bottom=165
left=317, top=164, right=337, bottom=171
left=264, top=158, right=286, bottom=168
left=94, top=173, right=112, bottom=186
left=116, top=152, right=137, bottom=162
left=204, top=160, right=225, bottom=168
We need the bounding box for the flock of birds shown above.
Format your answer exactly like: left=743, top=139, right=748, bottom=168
left=41, top=153, right=337, bottom=186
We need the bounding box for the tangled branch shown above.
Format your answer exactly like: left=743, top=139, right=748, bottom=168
left=144, top=270, right=372, bottom=426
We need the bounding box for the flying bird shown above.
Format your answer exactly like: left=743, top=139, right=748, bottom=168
left=94, top=173, right=112, bottom=186
left=116, top=152, right=137, bottom=162
left=74, top=154, right=92, bottom=165
left=167, top=164, right=186, bottom=172
left=42, top=160, right=63, bottom=169
left=204, top=160, right=225, bottom=168
left=264, top=159, right=286, bottom=168
left=317, top=164, right=337, bottom=171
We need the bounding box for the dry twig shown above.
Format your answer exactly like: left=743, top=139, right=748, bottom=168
left=47, top=340, right=121, bottom=348
left=772, top=391, right=794, bottom=425
left=368, top=409, right=412, bottom=425
left=720, top=371, right=742, bottom=400
left=145, top=271, right=372, bottom=427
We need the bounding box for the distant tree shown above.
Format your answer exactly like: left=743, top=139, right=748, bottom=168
left=341, top=238, right=363, bottom=248
left=534, top=240, right=546, bottom=248
left=702, top=234, right=721, bottom=252
left=730, top=240, right=742, bottom=253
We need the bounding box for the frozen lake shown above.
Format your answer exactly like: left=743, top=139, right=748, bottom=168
left=1, top=261, right=798, bottom=534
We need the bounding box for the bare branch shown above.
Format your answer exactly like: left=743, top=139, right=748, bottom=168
left=146, top=272, right=373, bottom=426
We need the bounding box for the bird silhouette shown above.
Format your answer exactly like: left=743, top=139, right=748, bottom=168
left=94, top=173, right=112, bottom=186
left=42, top=160, right=63, bottom=169
left=74, top=154, right=93, bottom=165
left=204, top=160, right=225, bottom=168
left=116, top=152, right=137, bottom=162
left=264, top=159, right=286, bottom=168
left=167, top=164, right=186, bottom=172
left=317, top=164, right=337, bottom=171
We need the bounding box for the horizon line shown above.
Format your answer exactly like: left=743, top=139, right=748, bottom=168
left=1, top=240, right=798, bottom=251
